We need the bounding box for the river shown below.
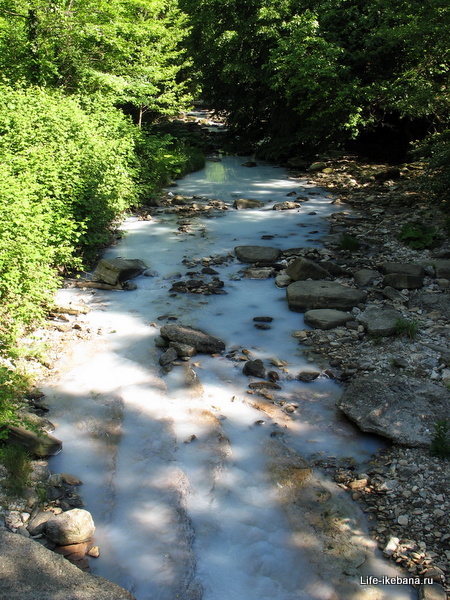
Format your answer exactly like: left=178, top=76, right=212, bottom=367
left=42, top=152, right=415, bottom=600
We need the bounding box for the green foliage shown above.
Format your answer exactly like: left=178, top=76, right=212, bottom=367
left=0, top=366, right=29, bottom=438
left=430, top=420, right=450, bottom=460
left=398, top=222, right=439, bottom=249
left=0, top=0, right=192, bottom=119
left=394, top=318, right=420, bottom=340
left=0, top=443, right=32, bottom=496
left=414, top=130, right=450, bottom=210
left=181, top=0, right=450, bottom=157
left=337, top=234, right=361, bottom=252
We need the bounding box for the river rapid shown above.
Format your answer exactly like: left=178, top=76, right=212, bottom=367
left=42, top=154, right=415, bottom=600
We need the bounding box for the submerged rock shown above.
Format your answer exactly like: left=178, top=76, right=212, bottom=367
left=233, top=198, right=265, bottom=210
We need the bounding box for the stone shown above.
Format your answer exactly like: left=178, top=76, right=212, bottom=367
left=353, top=269, right=381, bottom=287
left=286, top=280, right=367, bottom=312
left=418, top=583, right=447, bottom=600
left=243, top=359, right=266, bottom=378
left=233, top=198, right=265, bottom=210
left=286, top=257, right=330, bottom=281
left=243, top=267, right=275, bottom=279
left=304, top=309, right=352, bottom=330
left=0, top=529, right=136, bottom=600
left=297, top=370, right=320, bottom=382
left=309, top=161, right=327, bottom=171
left=159, top=347, right=178, bottom=366
left=275, top=274, right=292, bottom=287
left=169, top=342, right=197, bottom=358
left=381, top=262, right=425, bottom=289
left=92, top=258, right=147, bottom=286
left=336, top=375, right=450, bottom=446
left=272, top=201, right=301, bottom=210
left=5, top=425, right=62, bottom=457
left=160, top=324, right=226, bottom=354
left=357, top=305, right=402, bottom=336
left=234, top=246, right=281, bottom=264
left=45, top=509, right=95, bottom=545
left=432, top=260, right=450, bottom=280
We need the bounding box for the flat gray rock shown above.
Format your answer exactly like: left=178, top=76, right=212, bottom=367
left=337, top=375, right=450, bottom=446
left=286, top=257, right=330, bottom=281
left=304, top=309, right=352, bottom=330
left=357, top=305, right=402, bottom=336
left=287, top=280, right=367, bottom=312
left=353, top=269, right=381, bottom=287
left=0, top=529, right=136, bottom=600
left=160, top=324, right=225, bottom=354
left=234, top=246, right=280, bottom=264
left=381, top=262, right=425, bottom=289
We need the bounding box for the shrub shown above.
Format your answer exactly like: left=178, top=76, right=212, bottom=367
left=337, top=234, right=361, bottom=251
left=394, top=318, right=419, bottom=340
left=0, top=444, right=32, bottom=496
left=398, top=222, right=440, bottom=250
left=430, top=420, right=450, bottom=460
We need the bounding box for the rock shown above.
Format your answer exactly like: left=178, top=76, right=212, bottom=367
left=418, top=583, right=447, bottom=600
left=0, top=529, right=136, bottom=600
left=357, top=305, right=402, bottom=336
left=381, top=262, right=425, bottom=289
left=297, top=370, right=320, bottom=382
left=44, top=509, right=95, bottom=545
left=275, top=273, right=292, bottom=288
left=383, top=536, right=400, bottom=556
left=243, top=267, right=275, bottom=279
left=336, top=375, right=450, bottom=446
left=286, top=257, right=330, bottom=281
left=169, top=342, right=197, bottom=358
left=248, top=381, right=281, bottom=390
left=235, top=246, right=281, bottom=264
left=382, top=286, right=408, bottom=302
left=92, top=258, right=147, bottom=286
left=243, top=359, right=266, bottom=378
left=433, top=260, right=450, bottom=280
left=353, top=269, right=381, bottom=287
left=233, top=198, right=265, bottom=210
left=242, top=161, right=257, bottom=167
left=27, top=511, right=55, bottom=536
left=5, top=425, right=62, bottom=457
left=272, top=201, right=301, bottom=210
left=304, top=309, right=352, bottom=330
left=160, top=324, right=226, bottom=354
left=287, top=281, right=367, bottom=312
left=309, top=161, right=327, bottom=171
left=159, top=347, right=178, bottom=366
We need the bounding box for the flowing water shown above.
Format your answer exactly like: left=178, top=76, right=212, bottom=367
left=42, top=154, right=416, bottom=600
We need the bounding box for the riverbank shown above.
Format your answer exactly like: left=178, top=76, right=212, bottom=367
left=1, top=149, right=449, bottom=599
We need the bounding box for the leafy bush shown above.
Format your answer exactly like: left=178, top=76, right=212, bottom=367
left=414, top=130, right=450, bottom=211
left=398, top=222, right=440, bottom=250
left=0, top=443, right=32, bottom=496
left=394, top=318, right=419, bottom=340
left=430, top=420, right=450, bottom=460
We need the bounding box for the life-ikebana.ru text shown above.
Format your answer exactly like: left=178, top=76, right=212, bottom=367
left=361, top=576, right=434, bottom=586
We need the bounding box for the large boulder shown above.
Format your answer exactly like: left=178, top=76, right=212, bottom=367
left=234, top=246, right=281, bottom=264
left=159, top=324, right=225, bottom=354
left=337, top=375, right=450, bottom=447
left=92, top=258, right=147, bottom=286
left=286, top=280, right=367, bottom=312
left=45, top=509, right=95, bottom=545
left=381, top=262, right=425, bottom=290
left=6, top=425, right=62, bottom=457
left=0, top=529, right=136, bottom=600
left=357, top=305, right=402, bottom=336
left=285, top=257, right=330, bottom=281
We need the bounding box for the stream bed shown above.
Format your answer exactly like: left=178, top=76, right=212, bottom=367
left=42, top=155, right=415, bottom=600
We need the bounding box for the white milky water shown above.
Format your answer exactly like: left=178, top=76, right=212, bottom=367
left=43, top=155, right=415, bottom=600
